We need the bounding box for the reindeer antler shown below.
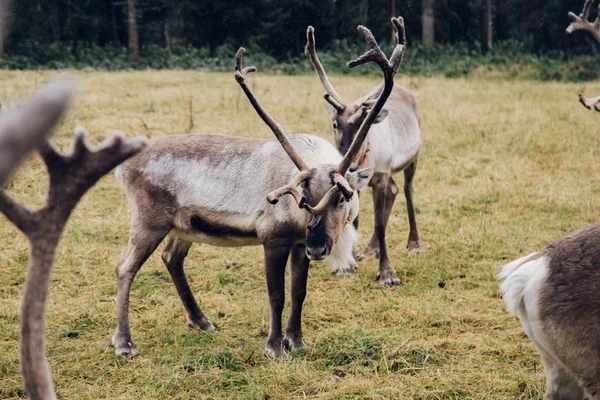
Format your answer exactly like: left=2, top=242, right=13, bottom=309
left=337, top=17, right=405, bottom=175
left=0, top=81, right=73, bottom=184
left=266, top=170, right=311, bottom=207
left=236, top=48, right=356, bottom=214
left=567, top=0, right=600, bottom=42
left=0, top=80, right=147, bottom=400
left=235, top=48, right=309, bottom=172
left=305, top=26, right=346, bottom=111
left=237, top=18, right=406, bottom=215
left=567, top=2, right=600, bottom=110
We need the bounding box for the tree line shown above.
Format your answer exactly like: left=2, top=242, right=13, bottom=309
left=1, top=0, right=598, bottom=63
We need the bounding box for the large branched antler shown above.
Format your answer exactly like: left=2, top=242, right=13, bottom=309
left=305, top=26, right=346, bottom=111
left=236, top=18, right=405, bottom=215
left=235, top=48, right=356, bottom=215
left=235, top=48, right=309, bottom=172
left=337, top=17, right=405, bottom=175
left=0, top=81, right=147, bottom=400
left=567, top=0, right=600, bottom=42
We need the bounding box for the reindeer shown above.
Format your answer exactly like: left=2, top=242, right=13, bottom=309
left=0, top=79, right=147, bottom=400
left=499, top=224, right=600, bottom=399
left=567, top=0, right=600, bottom=111
left=496, top=5, right=600, bottom=397
left=304, top=23, right=422, bottom=287
left=110, top=18, right=406, bottom=361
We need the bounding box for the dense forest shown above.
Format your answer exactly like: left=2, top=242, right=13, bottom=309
left=1, top=0, right=599, bottom=78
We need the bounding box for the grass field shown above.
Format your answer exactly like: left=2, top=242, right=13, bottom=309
left=1, top=70, right=600, bottom=399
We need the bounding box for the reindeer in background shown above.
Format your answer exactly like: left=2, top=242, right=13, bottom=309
left=567, top=0, right=600, bottom=111
left=305, top=22, right=423, bottom=287
left=110, top=18, right=406, bottom=361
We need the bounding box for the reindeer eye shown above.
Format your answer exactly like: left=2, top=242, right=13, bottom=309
left=333, top=121, right=338, bottom=130
left=337, top=196, right=345, bottom=206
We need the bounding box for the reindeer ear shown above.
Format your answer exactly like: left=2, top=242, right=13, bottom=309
left=373, top=109, right=389, bottom=124
left=346, top=167, right=373, bottom=191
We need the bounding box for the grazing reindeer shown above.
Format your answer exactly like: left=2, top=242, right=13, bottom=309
left=305, top=23, right=422, bottom=286
left=0, top=80, right=146, bottom=400
left=567, top=0, right=600, bottom=111
left=499, top=224, right=600, bottom=399
left=111, top=18, right=406, bottom=360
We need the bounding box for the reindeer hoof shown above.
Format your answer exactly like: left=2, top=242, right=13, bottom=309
left=377, top=270, right=402, bottom=287
left=265, top=340, right=292, bottom=361
left=284, top=334, right=308, bottom=352
left=111, top=335, right=138, bottom=357
left=356, top=246, right=379, bottom=261
left=187, top=316, right=218, bottom=332
left=335, top=265, right=357, bottom=277
left=407, top=239, right=424, bottom=253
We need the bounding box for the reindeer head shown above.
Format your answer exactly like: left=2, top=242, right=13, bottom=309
left=235, top=17, right=405, bottom=260
left=305, top=19, right=406, bottom=164
left=271, top=165, right=372, bottom=260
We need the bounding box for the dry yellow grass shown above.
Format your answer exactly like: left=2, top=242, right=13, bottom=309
left=1, top=70, right=600, bottom=399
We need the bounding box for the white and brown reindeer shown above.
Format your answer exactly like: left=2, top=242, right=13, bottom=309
left=304, top=23, right=422, bottom=286
left=110, top=18, right=407, bottom=360
left=499, top=224, right=600, bottom=399
left=0, top=79, right=147, bottom=400
left=567, top=0, right=600, bottom=111
left=498, top=3, right=600, bottom=398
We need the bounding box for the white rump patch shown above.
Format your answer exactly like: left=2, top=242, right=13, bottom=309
left=498, top=252, right=549, bottom=316
left=328, top=224, right=359, bottom=274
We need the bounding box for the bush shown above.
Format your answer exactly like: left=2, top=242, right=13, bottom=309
left=2, top=39, right=600, bottom=82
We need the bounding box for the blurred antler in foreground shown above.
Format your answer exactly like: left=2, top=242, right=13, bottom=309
left=0, top=79, right=147, bottom=399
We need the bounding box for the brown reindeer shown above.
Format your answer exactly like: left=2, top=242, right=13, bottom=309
left=0, top=79, right=147, bottom=400
left=567, top=0, right=600, bottom=111
left=305, top=23, right=422, bottom=286
left=497, top=5, right=600, bottom=398
left=111, top=18, right=406, bottom=361
left=499, top=224, right=600, bottom=399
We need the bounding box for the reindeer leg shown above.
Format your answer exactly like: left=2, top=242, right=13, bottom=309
left=538, top=350, right=584, bottom=400
left=352, top=191, right=360, bottom=230
left=263, top=242, right=292, bottom=361
left=404, top=160, right=423, bottom=252
left=284, top=245, right=310, bottom=352
left=162, top=236, right=217, bottom=332
left=371, top=174, right=402, bottom=286
left=357, top=175, right=384, bottom=260
left=112, top=225, right=167, bottom=357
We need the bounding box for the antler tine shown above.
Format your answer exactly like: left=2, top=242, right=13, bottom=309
left=266, top=170, right=311, bottom=206
left=346, top=25, right=389, bottom=70
left=567, top=0, right=600, bottom=42
left=332, top=173, right=354, bottom=200
left=389, top=17, right=407, bottom=71
left=323, top=93, right=345, bottom=112
left=0, top=78, right=147, bottom=400
left=303, top=185, right=340, bottom=214
left=235, top=48, right=309, bottom=172
left=338, top=17, right=405, bottom=174
left=0, top=80, right=75, bottom=184
left=305, top=26, right=346, bottom=111
left=235, top=47, right=257, bottom=77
